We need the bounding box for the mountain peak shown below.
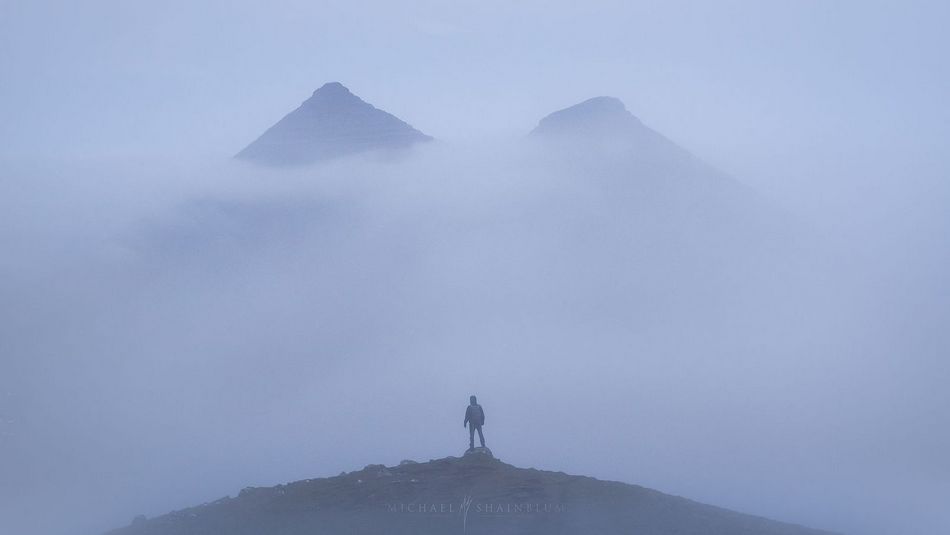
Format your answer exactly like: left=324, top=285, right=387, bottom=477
left=527, top=95, right=727, bottom=187
left=310, top=81, right=354, bottom=100
left=531, top=96, right=641, bottom=138
left=236, top=83, right=431, bottom=166
left=567, top=96, right=628, bottom=115
left=315, top=81, right=348, bottom=93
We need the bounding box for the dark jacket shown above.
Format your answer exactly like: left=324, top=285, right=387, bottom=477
left=464, top=404, right=485, bottom=427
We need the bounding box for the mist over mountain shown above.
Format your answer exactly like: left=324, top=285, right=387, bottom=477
left=531, top=96, right=704, bottom=164
left=236, top=82, right=432, bottom=165
left=90, top=98, right=813, bottom=535
left=5, top=97, right=823, bottom=535
left=4, top=4, right=948, bottom=535
left=1, top=89, right=946, bottom=535
left=527, top=95, right=784, bottom=250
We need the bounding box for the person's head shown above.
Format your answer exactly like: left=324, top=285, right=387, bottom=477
left=470, top=395, right=477, bottom=405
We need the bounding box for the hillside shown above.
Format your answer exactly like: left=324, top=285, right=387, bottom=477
left=108, top=449, right=836, bottom=535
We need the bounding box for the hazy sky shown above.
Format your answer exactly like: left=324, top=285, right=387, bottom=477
left=2, top=1, right=947, bottom=155
left=2, top=0, right=947, bottom=220
left=1, top=2, right=948, bottom=535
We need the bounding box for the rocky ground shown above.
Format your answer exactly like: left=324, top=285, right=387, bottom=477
left=108, top=448, right=838, bottom=535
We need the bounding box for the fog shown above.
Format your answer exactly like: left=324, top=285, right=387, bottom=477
left=1, top=2, right=948, bottom=535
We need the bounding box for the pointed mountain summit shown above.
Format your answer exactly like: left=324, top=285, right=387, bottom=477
left=531, top=96, right=638, bottom=137
left=108, top=455, right=835, bottom=535
left=236, top=82, right=432, bottom=165
left=527, top=96, right=780, bottom=241
left=530, top=96, right=695, bottom=165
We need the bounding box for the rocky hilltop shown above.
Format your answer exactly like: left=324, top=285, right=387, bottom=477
left=109, top=449, right=836, bottom=535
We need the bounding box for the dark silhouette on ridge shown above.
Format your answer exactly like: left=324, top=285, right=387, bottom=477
left=463, top=395, right=486, bottom=450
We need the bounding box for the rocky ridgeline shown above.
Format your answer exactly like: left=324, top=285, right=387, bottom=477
left=109, top=448, right=836, bottom=535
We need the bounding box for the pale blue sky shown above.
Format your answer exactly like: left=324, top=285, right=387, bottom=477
left=1, top=1, right=946, bottom=159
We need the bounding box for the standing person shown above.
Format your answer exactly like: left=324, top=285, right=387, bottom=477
left=463, top=395, right=486, bottom=450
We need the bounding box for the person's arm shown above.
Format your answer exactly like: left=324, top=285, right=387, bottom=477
left=480, top=406, right=485, bottom=425
left=464, top=406, right=470, bottom=427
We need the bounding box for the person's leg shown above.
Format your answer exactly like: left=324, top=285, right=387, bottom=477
left=468, top=424, right=475, bottom=449
left=476, top=425, right=485, bottom=447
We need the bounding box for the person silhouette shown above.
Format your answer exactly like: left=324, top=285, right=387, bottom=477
left=463, top=395, right=486, bottom=450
